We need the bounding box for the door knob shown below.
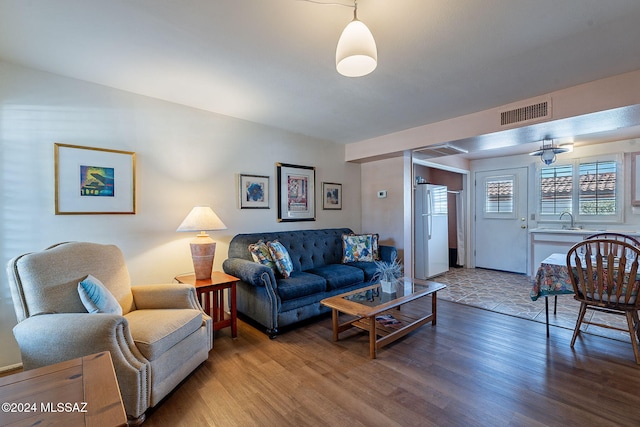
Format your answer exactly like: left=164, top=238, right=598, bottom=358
left=521, top=225, right=527, bottom=229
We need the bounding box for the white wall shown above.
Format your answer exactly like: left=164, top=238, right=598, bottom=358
left=361, top=157, right=405, bottom=251
left=0, top=61, right=362, bottom=369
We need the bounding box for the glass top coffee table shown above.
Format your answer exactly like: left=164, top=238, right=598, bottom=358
left=320, top=278, right=446, bottom=358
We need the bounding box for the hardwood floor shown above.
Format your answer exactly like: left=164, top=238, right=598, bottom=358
left=144, top=298, right=640, bottom=426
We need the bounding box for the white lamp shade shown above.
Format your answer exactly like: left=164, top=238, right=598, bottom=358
left=176, top=206, right=227, bottom=233
left=336, top=19, right=377, bottom=77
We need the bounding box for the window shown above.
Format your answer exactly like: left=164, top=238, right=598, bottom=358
left=485, top=175, right=514, bottom=215
left=540, top=164, right=572, bottom=215
left=578, top=161, right=617, bottom=215
left=538, top=155, right=621, bottom=223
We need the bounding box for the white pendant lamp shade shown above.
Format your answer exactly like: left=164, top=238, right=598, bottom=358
left=336, top=15, right=377, bottom=77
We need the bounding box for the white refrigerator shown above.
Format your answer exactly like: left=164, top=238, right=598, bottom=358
left=414, top=183, right=449, bottom=279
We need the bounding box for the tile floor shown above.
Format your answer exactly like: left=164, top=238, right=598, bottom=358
left=434, top=267, right=633, bottom=343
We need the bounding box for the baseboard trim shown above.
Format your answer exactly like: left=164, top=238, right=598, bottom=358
left=0, top=362, right=23, bottom=374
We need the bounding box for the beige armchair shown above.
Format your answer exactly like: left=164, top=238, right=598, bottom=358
left=6, top=242, right=212, bottom=425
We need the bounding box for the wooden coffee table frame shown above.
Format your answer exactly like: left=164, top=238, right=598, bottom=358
left=321, top=281, right=446, bottom=358
left=0, top=351, right=127, bottom=426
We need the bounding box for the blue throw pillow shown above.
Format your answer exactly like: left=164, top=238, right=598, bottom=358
left=267, top=240, right=294, bottom=278
left=78, top=274, right=123, bottom=315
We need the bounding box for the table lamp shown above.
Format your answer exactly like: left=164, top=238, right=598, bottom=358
left=177, top=206, right=227, bottom=280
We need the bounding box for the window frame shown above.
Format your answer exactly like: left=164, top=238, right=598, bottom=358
left=536, top=153, right=623, bottom=225
left=483, top=174, right=517, bottom=219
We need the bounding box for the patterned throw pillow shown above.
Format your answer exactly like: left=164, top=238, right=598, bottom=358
left=248, top=240, right=276, bottom=270
left=356, top=233, right=380, bottom=260
left=78, top=274, right=123, bottom=315
left=342, top=234, right=374, bottom=263
left=267, top=240, right=294, bottom=278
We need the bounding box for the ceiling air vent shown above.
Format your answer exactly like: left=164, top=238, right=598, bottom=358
left=500, top=97, right=552, bottom=127
left=414, top=144, right=468, bottom=158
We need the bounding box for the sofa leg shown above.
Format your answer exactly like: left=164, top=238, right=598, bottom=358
left=127, top=413, right=146, bottom=426
left=267, top=328, right=278, bottom=339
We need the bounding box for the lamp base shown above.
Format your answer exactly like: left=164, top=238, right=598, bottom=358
left=190, top=236, right=216, bottom=280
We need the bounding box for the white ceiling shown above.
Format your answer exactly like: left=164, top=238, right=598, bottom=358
left=3, top=0, right=640, bottom=157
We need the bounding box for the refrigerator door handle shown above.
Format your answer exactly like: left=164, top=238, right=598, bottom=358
left=426, top=188, right=433, bottom=240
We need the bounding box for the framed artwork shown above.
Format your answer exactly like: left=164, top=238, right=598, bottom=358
left=239, top=174, right=270, bottom=209
left=54, top=143, right=136, bottom=214
left=276, top=163, right=316, bottom=222
left=322, top=182, right=342, bottom=210
left=632, top=152, right=640, bottom=206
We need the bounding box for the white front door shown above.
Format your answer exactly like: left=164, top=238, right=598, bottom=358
left=474, top=167, right=529, bottom=274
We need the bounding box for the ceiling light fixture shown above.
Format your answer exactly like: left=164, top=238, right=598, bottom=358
left=335, top=0, right=377, bottom=77
left=529, top=139, right=570, bottom=165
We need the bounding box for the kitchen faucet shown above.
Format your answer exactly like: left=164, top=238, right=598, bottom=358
left=560, top=211, right=575, bottom=229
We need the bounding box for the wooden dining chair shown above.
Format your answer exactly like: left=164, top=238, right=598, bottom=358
left=585, top=232, right=640, bottom=247
left=566, top=238, right=640, bottom=364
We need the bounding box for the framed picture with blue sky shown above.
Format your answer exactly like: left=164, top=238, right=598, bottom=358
left=54, top=143, right=136, bottom=215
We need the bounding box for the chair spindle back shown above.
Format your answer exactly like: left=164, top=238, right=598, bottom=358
left=567, top=239, right=640, bottom=308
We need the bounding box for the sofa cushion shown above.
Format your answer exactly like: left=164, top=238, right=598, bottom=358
left=341, top=234, right=374, bottom=263
left=77, top=275, right=123, bottom=315
left=125, top=308, right=203, bottom=361
left=248, top=240, right=276, bottom=271
left=277, top=272, right=326, bottom=301
left=307, top=264, right=365, bottom=290
left=345, top=261, right=378, bottom=282
left=268, top=240, right=294, bottom=278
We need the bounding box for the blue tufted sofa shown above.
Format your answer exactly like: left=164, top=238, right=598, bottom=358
left=222, top=228, right=397, bottom=338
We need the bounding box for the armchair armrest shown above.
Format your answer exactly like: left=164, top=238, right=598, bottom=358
left=223, top=258, right=276, bottom=288
left=131, top=283, right=201, bottom=310
left=13, top=313, right=149, bottom=418
left=13, top=313, right=146, bottom=370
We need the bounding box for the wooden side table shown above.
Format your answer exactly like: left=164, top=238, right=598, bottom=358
left=175, top=271, right=238, bottom=339
left=0, top=351, right=127, bottom=426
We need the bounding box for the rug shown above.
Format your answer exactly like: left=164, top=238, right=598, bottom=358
left=434, top=267, right=631, bottom=343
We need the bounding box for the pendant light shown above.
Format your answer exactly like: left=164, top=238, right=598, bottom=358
left=529, top=139, right=570, bottom=165
left=336, top=0, right=377, bottom=77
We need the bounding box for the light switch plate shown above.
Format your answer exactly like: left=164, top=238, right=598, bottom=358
left=377, top=190, right=387, bottom=198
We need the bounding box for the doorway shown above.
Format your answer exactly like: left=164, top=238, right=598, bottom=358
left=474, top=167, right=529, bottom=274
